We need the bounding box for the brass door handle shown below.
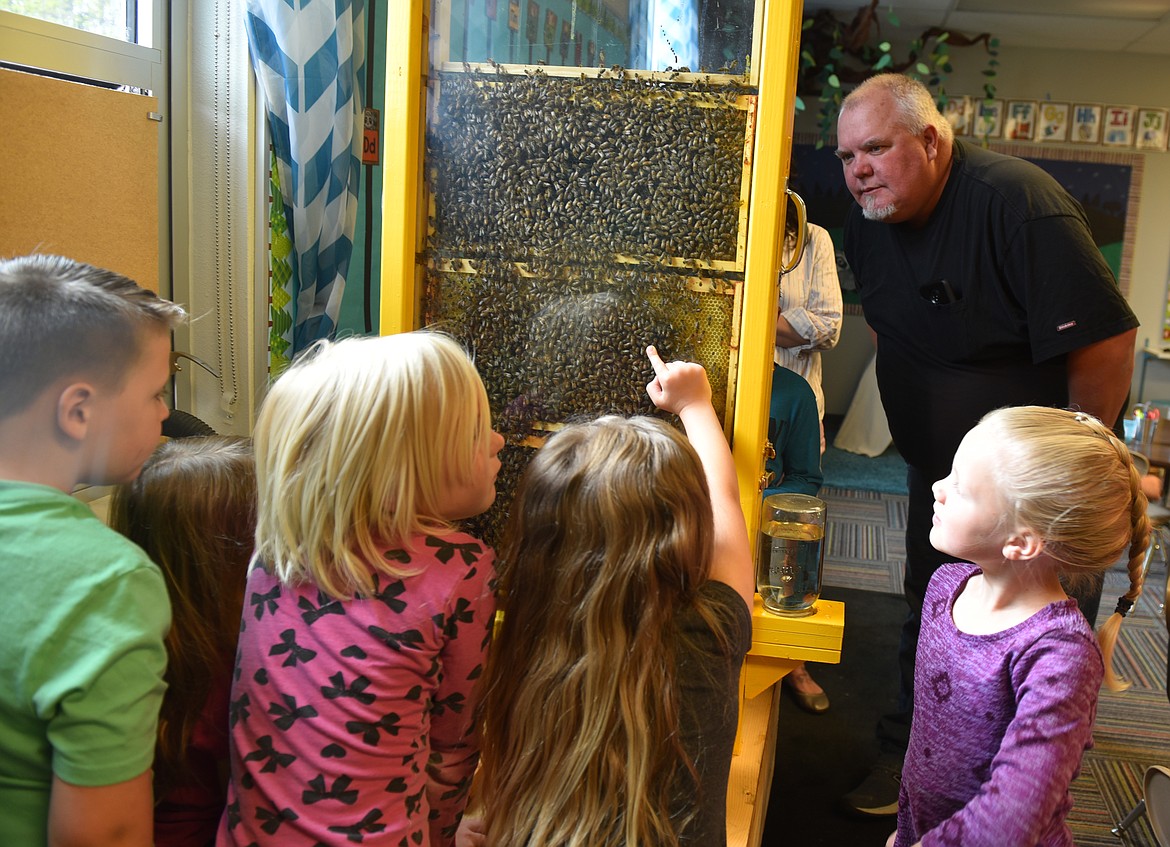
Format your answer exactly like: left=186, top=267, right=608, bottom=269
left=779, top=187, right=808, bottom=275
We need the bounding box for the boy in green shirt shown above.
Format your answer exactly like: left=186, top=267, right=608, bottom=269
left=0, top=255, right=185, bottom=846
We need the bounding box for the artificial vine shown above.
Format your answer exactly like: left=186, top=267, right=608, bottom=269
left=796, top=1, right=999, bottom=147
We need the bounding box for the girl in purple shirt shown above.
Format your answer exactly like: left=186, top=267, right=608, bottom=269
left=891, top=406, right=1150, bottom=847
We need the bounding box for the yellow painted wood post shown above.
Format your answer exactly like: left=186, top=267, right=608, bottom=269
left=733, top=0, right=804, bottom=549
left=380, top=0, right=427, bottom=336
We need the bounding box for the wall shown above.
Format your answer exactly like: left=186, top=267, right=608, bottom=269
left=805, top=42, right=1170, bottom=417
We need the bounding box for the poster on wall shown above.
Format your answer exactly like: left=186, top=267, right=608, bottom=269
left=943, top=96, right=970, bottom=135
left=1103, top=105, right=1137, bottom=147
left=973, top=99, right=1003, bottom=139
left=1037, top=102, right=1070, bottom=142
left=526, top=1, right=539, bottom=47
left=1005, top=100, right=1037, bottom=141
left=543, top=9, right=557, bottom=63
left=1072, top=104, right=1103, bottom=144
left=1136, top=108, right=1169, bottom=152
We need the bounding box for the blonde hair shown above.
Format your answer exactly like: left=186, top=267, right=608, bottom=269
left=479, top=415, right=734, bottom=847
left=980, top=406, right=1150, bottom=691
left=840, top=73, right=955, bottom=146
left=109, top=436, right=255, bottom=798
left=252, top=332, right=492, bottom=599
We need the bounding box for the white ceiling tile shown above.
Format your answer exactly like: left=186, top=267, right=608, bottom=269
left=802, top=1, right=1170, bottom=54
left=958, top=0, right=1170, bottom=18
left=944, top=12, right=1154, bottom=49
left=1125, top=16, right=1170, bottom=53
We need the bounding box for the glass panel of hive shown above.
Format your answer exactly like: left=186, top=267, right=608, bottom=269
left=422, top=4, right=761, bottom=547
left=435, top=0, right=755, bottom=76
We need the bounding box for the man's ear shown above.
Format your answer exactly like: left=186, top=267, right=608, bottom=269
left=57, top=383, right=95, bottom=442
left=1003, top=527, right=1044, bottom=562
left=923, top=124, right=941, bottom=162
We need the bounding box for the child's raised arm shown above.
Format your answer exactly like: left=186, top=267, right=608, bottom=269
left=646, top=346, right=754, bottom=608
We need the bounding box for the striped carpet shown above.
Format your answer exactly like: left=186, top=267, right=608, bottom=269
left=818, top=485, right=1170, bottom=846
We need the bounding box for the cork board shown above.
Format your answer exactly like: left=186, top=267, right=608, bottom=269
left=0, top=67, right=159, bottom=291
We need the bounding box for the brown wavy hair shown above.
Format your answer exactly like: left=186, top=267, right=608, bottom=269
left=478, top=415, right=734, bottom=846
left=109, top=436, right=255, bottom=797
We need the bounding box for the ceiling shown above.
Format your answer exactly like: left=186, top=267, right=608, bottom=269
left=801, top=0, right=1170, bottom=55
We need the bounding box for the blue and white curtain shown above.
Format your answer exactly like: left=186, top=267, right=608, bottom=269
left=244, top=0, right=366, bottom=352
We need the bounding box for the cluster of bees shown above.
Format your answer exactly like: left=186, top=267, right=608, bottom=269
left=428, top=67, right=749, bottom=263
left=424, top=66, right=752, bottom=547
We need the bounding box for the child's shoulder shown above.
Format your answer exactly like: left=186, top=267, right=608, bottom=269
left=0, top=480, right=154, bottom=569
left=930, top=561, right=980, bottom=590
left=1036, top=596, right=1100, bottom=644
left=375, top=531, right=497, bottom=592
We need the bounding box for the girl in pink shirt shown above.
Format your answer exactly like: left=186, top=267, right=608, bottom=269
left=217, top=332, right=503, bottom=847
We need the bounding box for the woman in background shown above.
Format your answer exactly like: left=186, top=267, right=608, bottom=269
left=773, top=202, right=843, bottom=712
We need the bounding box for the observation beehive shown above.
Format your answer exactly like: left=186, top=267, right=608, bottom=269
left=383, top=1, right=804, bottom=548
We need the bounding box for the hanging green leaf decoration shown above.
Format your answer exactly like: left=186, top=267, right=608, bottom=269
left=800, top=2, right=998, bottom=148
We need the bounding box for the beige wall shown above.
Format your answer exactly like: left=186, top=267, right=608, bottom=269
left=807, top=44, right=1170, bottom=417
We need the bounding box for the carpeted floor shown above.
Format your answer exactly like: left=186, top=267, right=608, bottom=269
left=822, top=442, right=908, bottom=495
left=762, top=485, right=1170, bottom=846
left=821, top=414, right=909, bottom=496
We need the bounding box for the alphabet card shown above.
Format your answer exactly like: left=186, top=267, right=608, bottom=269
left=942, top=96, right=971, bottom=135
left=1036, top=102, right=1070, bottom=142
left=1005, top=100, right=1037, bottom=141
left=973, top=98, right=1003, bottom=140
left=1136, top=108, right=1169, bottom=152
left=1103, top=105, right=1137, bottom=147
left=1072, top=104, right=1102, bottom=144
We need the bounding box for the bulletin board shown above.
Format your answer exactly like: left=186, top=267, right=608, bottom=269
left=0, top=66, right=160, bottom=291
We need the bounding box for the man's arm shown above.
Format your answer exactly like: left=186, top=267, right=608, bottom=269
left=49, top=771, right=154, bottom=847
left=1066, top=328, right=1137, bottom=426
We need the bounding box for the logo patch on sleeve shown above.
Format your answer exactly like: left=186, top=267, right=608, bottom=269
left=1057, top=320, right=1077, bottom=332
